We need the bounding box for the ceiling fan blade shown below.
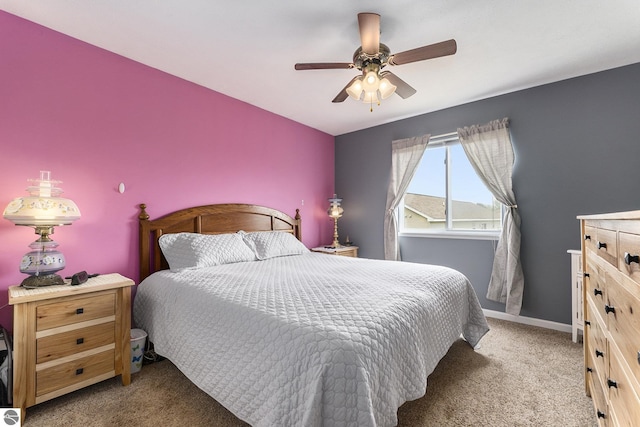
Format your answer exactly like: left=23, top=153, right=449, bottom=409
left=332, top=76, right=360, bottom=103
left=295, top=62, right=353, bottom=70
left=358, top=12, right=380, bottom=55
left=381, top=71, right=417, bottom=99
left=389, top=39, right=457, bottom=66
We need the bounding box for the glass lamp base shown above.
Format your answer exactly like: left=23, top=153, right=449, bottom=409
left=20, top=274, right=64, bottom=289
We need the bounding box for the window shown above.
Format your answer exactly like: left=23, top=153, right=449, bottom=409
left=400, top=133, right=502, bottom=237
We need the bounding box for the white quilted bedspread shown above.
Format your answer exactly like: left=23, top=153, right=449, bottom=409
left=134, top=253, right=488, bottom=427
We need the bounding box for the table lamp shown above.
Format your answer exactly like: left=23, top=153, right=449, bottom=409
left=3, top=171, right=81, bottom=288
left=327, top=194, right=343, bottom=248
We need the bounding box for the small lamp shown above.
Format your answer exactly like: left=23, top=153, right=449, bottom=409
left=3, top=171, right=81, bottom=288
left=327, top=194, right=344, bottom=248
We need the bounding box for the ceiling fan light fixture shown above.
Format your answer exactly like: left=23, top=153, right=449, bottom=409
left=361, top=70, right=380, bottom=92
left=346, top=77, right=364, bottom=100
left=378, top=77, right=397, bottom=99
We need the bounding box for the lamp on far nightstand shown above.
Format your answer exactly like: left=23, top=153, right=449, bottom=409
left=327, top=194, right=344, bottom=248
left=3, top=171, right=81, bottom=288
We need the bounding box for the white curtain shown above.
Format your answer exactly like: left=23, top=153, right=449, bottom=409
left=457, top=118, right=524, bottom=315
left=384, top=135, right=430, bottom=260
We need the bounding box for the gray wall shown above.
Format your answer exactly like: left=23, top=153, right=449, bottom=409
left=335, top=62, right=640, bottom=324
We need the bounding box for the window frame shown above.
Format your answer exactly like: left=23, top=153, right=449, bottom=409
left=398, top=132, right=502, bottom=241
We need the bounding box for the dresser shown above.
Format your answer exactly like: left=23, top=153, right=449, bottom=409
left=9, top=273, right=134, bottom=415
left=579, top=211, right=640, bottom=426
left=311, top=246, right=359, bottom=257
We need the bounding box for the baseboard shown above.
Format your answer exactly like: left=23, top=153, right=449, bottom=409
left=482, top=309, right=572, bottom=333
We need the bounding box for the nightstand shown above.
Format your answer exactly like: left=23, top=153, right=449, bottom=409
left=9, top=273, right=134, bottom=415
left=311, top=246, right=359, bottom=257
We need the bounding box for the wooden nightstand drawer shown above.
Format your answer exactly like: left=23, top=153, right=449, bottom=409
left=37, top=321, right=115, bottom=364
left=37, top=293, right=115, bottom=331
left=36, top=348, right=115, bottom=397
left=311, top=246, right=359, bottom=257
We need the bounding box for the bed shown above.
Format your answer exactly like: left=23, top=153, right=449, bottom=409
left=133, top=203, right=489, bottom=427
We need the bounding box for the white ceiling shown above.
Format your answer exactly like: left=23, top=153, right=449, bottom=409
left=2, top=1, right=640, bottom=136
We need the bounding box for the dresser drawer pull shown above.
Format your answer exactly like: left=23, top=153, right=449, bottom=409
left=584, top=320, right=591, bottom=326
left=597, top=410, right=606, bottom=419
left=76, top=368, right=84, bottom=376
left=583, top=272, right=590, bottom=278
left=607, top=379, right=618, bottom=389
left=594, top=288, right=603, bottom=297
left=637, top=351, right=640, bottom=365
left=595, top=349, right=604, bottom=358
left=76, top=338, right=84, bottom=345
left=604, top=304, right=616, bottom=315
left=624, top=252, right=640, bottom=265
left=597, top=241, right=607, bottom=250
left=586, top=367, right=593, bottom=373
left=76, top=308, right=84, bottom=315
left=584, top=234, right=591, bottom=241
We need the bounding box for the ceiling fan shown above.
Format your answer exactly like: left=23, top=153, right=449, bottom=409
left=294, top=12, right=457, bottom=110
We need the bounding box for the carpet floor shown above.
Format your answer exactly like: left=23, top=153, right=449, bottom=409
left=23, top=318, right=596, bottom=426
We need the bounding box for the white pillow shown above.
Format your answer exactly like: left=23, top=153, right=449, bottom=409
left=159, top=232, right=257, bottom=270
left=240, top=231, right=308, bottom=260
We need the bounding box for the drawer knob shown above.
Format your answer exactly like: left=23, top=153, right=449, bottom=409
left=586, top=367, right=593, bottom=373
left=624, top=252, right=640, bottom=265
left=598, top=241, right=607, bottom=249
left=607, top=379, right=618, bottom=389
left=594, top=288, right=603, bottom=297
left=76, top=338, right=84, bottom=345
left=76, top=308, right=84, bottom=315
left=597, top=410, right=606, bottom=419
left=595, top=349, right=604, bottom=358
left=76, top=368, right=84, bottom=375
left=585, top=320, right=591, bottom=326
left=605, top=304, right=616, bottom=315
left=584, top=234, right=591, bottom=241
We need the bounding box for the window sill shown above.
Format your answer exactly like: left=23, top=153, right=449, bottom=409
left=399, top=230, right=501, bottom=241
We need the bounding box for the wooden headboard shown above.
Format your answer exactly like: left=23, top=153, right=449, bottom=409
left=138, top=203, right=302, bottom=282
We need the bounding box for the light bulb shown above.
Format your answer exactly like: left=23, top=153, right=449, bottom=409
left=361, top=71, right=380, bottom=92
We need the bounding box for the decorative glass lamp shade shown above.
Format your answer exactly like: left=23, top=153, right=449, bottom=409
left=3, top=171, right=81, bottom=288
left=327, top=194, right=343, bottom=248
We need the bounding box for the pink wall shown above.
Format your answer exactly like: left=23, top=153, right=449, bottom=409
left=0, top=12, right=335, bottom=330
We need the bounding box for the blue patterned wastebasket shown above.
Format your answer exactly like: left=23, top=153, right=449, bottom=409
left=130, top=329, right=148, bottom=374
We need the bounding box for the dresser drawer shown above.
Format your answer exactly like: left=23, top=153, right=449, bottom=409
left=584, top=226, right=598, bottom=254
left=607, top=276, right=640, bottom=391
left=37, top=322, right=115, bottom=364
left=595, top=228, right=618, bottom=267
left=36, top=349, right=115, bottom=397
left=585, top=260, right=607, bottom=320
left=587, top=298, right=609, bottom=386
left=618, top=231, right=640, bottom=284
left=589, top=367, right=609, bottom=427
left=608, top=345, right=640, bottom=426
left=37, top=293, right=115, bottom=331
